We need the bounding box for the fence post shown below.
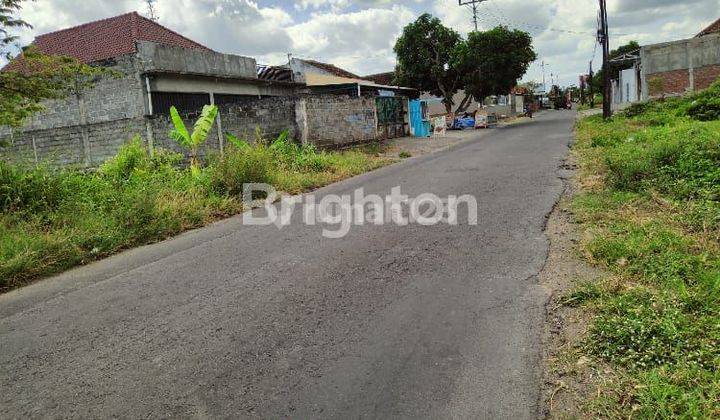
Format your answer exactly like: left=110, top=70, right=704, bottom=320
left=31, top=135, right=39, bottom=167
left=295, top=98, right=309, bottom=145
left=210, top=92, right=224, bottom=156
left=77, top=95, right=92, bottom=166
left=145, top=118, right=155, bottom=157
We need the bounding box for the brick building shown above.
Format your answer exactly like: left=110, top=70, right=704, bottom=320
left=640, top=18, right=720, bottom=100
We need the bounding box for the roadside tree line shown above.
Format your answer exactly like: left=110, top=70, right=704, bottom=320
left=393, top=13, right=537, bottom=114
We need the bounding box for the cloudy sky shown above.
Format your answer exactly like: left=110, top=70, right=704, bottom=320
left=8, top=0, right=718, bottom=86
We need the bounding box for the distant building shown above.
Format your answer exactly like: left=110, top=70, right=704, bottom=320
left=610, top=17, right=720, bottom=106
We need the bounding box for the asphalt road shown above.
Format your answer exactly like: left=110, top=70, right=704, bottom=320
left=1, top=110, right=575, bottom=419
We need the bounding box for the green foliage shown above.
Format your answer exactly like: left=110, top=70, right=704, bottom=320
left=1, top=1, right=30, bottom=56
left=394, top=15, right=535, bottom=112
left=168, top=104, right=218, bottom=169
left=589, top=289, right=719, bottom=370
left=573, top=92, right=720, bottom=417
left=399, top=151, right=412, bottom=159
left=225, top=132, right=250, bottom=150
left=394, top=13, right=464, bottom=113
left=1, top=133, right=388, bottom=290
left=209, top=144, right=272, bottom=197
left=559, top=281, right=604, bottom=307
left=687, top=79, right=720, bottom=121
left=0, top=161, right=65, bottom=213
left=1, top=47, right=114, bottom=127
left=603, top=123, right=720, bottom=201
left=460, top=26, right=536, bottom=102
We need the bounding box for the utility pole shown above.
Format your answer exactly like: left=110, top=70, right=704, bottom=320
left=458, top=0, right=489, bottom=31
left=541, top=61, right=546, bottom=93
left=589, top=61, right=595, bottom=108
left=598, top=0, right=611, bottom=118
left=146, top=0, right=158, bottom=21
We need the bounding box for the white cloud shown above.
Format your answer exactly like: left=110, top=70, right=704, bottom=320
left=285, top=5, right=415, bottom=74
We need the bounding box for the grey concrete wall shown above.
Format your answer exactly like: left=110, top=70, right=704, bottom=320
left=1, top=92, right=383, bottom=167
left=641, top=33, right=720, bottom=74
left=0, top=54, right=148, bottom=166
left=137, top=41, right=257, bottom=80
left=641, top=33, right=720, bottom=99
left=149, top=95, right=299, bottom=160
left=2, top=54, right=145, bottom=132
left=0, top=117, right=146, bottom=167
left=304, top=95, right=378, bottom=148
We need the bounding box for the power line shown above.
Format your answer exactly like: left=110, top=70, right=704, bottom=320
left=458, top=0, right=489, bottom=31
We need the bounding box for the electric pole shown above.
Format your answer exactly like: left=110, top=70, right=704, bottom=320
left=146, top=0, right=158, bottom=21
left=598, top=0, right=611, bottom=118
left=589, top=61, right=595, bottom=108
left=541, top=61, right=546, bottom=93
left=458, top=0, right=489, bottom=31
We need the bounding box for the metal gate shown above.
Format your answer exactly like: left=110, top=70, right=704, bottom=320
left=375, top=97, right=406, bottom=140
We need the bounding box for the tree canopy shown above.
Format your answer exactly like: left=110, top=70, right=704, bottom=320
left=461, top=26, right=536, bottom=104
left=0, top=0, right=31, bottom=59
left=394, top=14, right=536, bottom=113
left=0, top=0, right=109, bottom=127
left=393, top=13, right=464, bottom=113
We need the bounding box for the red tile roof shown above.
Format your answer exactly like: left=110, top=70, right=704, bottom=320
left=697, top=18, right=720, bottom=37
left=30, top=11, right=211, bottom=63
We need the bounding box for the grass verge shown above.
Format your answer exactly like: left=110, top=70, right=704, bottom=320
left=567, top=81, right=720, bottom=417
left=0, top=135, right=391, bottom=291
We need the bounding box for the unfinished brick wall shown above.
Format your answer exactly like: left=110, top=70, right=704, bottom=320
left=647, top=69, right=691, bottom=97
left=694, top=65, right=720, bottom=91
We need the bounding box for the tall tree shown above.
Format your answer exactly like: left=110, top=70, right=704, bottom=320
left=0, top=0, right=31, bottom=59
left=0, top=0, right=109, bottom=127
left=393, top=13, right=464, bottom=114
left=460, top=26, right=536, bottom=105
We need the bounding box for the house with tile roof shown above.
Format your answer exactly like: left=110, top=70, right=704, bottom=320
left=1, top=12, right=300, bottom=166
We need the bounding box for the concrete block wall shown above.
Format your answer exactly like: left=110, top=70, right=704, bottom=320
left=149, top=96, right=299, bottom=161
left=2, top=89, right=387, bottom=167
left=304, top=95, right=378, bottom=148
left=20, top=55, right=144, bottom=131
left=218, top=96, right=298, bottom=142
left=0, top=118, right=145, bottom=167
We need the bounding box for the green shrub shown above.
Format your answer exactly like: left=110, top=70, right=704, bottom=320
left=209, top=145, right=273, bottom=197
left=0, top=162, right=67, bottom=213
left=687, top=79, right=720, bottom=121
left=589, top=290, right=719, bottom=371
left=603, top=123, right=720, bottom=200
left=575, top=80, right=720, bottom=418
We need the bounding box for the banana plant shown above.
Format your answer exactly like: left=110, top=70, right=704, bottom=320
left=225, top=132, right=250, bottom=150
left=168, top=104, right=218, bottom=172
